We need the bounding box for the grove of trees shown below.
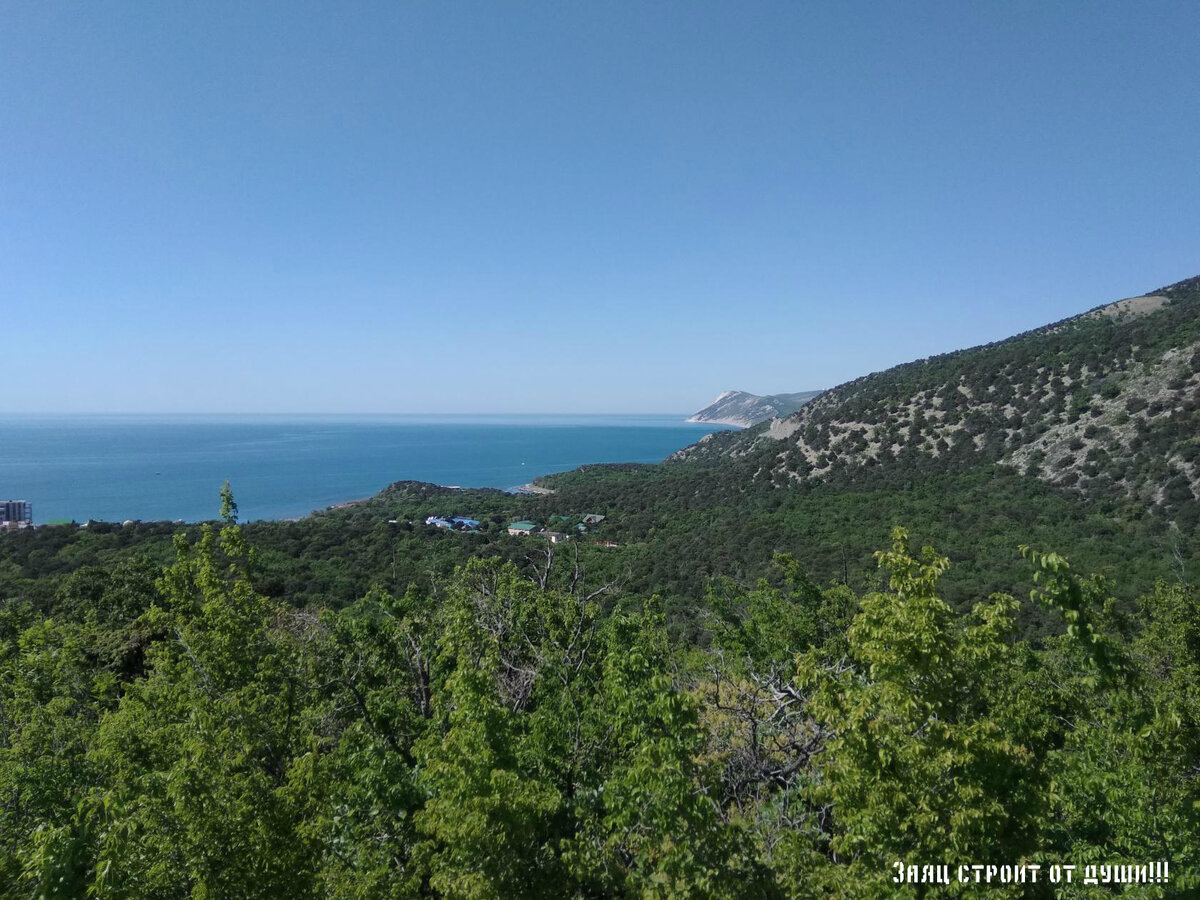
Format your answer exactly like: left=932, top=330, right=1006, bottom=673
left=2, top=490, right=1195, bottom=897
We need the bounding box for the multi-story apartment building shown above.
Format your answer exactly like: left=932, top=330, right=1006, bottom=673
left=1, top=500, right=33, bottom=529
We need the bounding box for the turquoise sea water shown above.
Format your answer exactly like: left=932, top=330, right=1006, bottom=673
left=0, top=415, right=732, bottom=523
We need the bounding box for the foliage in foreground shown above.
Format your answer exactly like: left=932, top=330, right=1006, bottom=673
left=1, top=505, right=1197, bottom=897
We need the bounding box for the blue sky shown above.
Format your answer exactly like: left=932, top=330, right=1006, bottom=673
left=3, top=1, right=1197, bottom=414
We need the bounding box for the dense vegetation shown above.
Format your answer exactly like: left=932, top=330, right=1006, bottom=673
left=3, top=455, right=1188, bottom=644
left=684, top=276, right=1200, bottom=526
left=2, top=283, right=1195, bottom=629
left=2, top=492, right=1195, bottom=897
left=2, top=277, right=1197, bottom=895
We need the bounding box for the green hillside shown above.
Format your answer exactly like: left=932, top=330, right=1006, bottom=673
left=2, top=279, right=1199, bottom=895
left=680, top=276, right=1200, bottom=526
left=3, top=279, right=1196, bottom=624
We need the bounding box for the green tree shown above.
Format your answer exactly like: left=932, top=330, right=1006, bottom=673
left=413, top=559, right=562, bottom=899
left=790, top=529, right=1049, bottom=896
left=82, top=500, right=323, bottom=897
left=566, top=601, right=767, bottom=898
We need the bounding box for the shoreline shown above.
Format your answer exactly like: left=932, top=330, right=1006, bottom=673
left=4, top=415, right=720, bottom=524
left=328, top=497, right=371, bottom=509
left=685, top=416, right=750, bottom=428
left=512, top=481, right=556, bottom=495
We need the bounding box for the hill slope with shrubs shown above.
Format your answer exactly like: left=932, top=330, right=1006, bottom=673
left=678, top=276, right=1200, bottom=529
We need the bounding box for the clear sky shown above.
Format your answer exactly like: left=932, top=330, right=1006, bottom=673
left=3, top=1, right=1197, bottom=414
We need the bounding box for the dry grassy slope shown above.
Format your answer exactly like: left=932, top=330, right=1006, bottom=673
left=677, top=276, right=1200, bottom=522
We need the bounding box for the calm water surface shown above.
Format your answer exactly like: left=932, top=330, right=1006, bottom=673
left=0, top=415, right=731, bottom=522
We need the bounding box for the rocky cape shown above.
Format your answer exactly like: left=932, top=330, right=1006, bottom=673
left=687, top=390, right=823, bottom=427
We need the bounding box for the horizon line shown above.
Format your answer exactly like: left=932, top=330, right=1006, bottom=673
left=0, top=410, right=705, bottom=418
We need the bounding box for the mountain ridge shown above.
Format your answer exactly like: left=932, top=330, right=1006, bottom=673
left=675, top=277, right=1200, bottom=527
left=687, top=389, right=823, bottom=427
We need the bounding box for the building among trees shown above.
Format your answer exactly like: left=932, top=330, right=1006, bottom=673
left=1, top=499, right=32, bottom=530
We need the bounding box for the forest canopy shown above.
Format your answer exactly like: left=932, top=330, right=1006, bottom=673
left=1, top=495, right=1195, bottom=898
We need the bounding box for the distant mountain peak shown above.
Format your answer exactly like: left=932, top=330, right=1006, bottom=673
left=688, top=390, right=823, bottom=427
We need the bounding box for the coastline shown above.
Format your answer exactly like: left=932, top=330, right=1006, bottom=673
left=3, top=416, right=720, bottom=522
left=328, top=497, right=370, bottom=510
left=512, top=481, right=556, bottom=495
left=685, top=416, right=750, bottom=428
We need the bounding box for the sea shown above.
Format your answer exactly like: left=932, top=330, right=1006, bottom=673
left=0, top=415, right=733, bottom=523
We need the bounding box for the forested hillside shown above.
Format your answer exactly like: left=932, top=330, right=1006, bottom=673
left=2, top=279, right=1200, bottom=895
left=2, top=281, right=1196, bottom=629
left=1, top=499, right=1196, bottom=896
left=680, top=276, right=1200, bottom=528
